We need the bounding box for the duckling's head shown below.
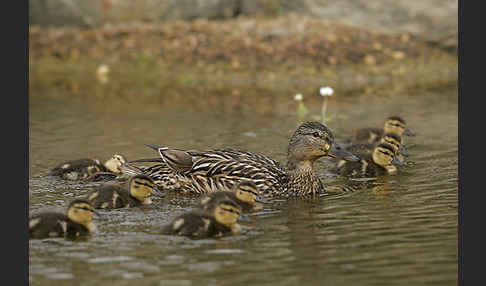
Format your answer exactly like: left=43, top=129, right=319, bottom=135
left=381, top=133, right=409, bottom=157
left=212, top=199, right=243, bottom=227
left=66, top=199, right=97, bottom=226
left=233, top=181, right=272, bottom=205
left=372, top=143, right=405, bottom=174
left=287, top=121, right=335, bottom=169
left=128, top=174, right=165, bottom=203
left=104, top=154, right=127, bottom=173
left=383, top=116, right=415, bottom=137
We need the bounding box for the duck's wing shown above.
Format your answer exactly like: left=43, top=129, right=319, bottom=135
left=139, top=145, right=287, bottom=195
left=180, top=149, right=287, bottom=195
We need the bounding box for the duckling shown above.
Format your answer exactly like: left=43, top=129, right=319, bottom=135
left=160, top=199, right=248, bottom=238
left=346, top=133, right=409, bottom=161
left=336, top=143, right=405, bottom=177
left=198, top=181, right=272, bottom=212
left=122, top=121, right=360, bottom=198
left=29, top=199, right=100, bottom=239
left=352, top=116, right=415, bottom=144
left=86, top=174, right=165, bottom=209
left=49, top=154, right=127, bottom=181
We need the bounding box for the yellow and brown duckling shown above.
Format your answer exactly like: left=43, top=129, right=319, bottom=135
left=29, top=199, right=101, bottom=239
left=86, top=174, right=164, bottom=209
left=198, top=181, right=272, bottom=212
left=160, top=198, right=249, bottom=238
left=352, top=116, right=415, bottom=144
left=122, top=121, right=360, bottom=198
left=336, top=143, right=405, bottom=177
left=49, top=154, right=127, bottom=181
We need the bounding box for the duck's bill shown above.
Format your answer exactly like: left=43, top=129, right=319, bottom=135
left=238, top=213, right=251, bottom=223
left=391, top=156, right=406, bottom=166
left=128, top=157, right=165, bottom=164
left=397, top=146, right=410, bottom=157
left=403, top=127, right=416, bottom=136
left=327, top=143, right=360, bottom=162
left=255, top=196, right=273, bottom=204
left=152, top=186, right=165, bottom=198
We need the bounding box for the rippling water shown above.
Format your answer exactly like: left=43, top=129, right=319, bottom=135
left=29, top=82, right=458, bottom=285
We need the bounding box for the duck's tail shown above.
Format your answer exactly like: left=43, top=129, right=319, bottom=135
left=119, top=163, right=144, bottom=176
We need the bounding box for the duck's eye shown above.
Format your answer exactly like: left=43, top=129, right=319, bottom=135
left=312, top=132, right=320, bottom=138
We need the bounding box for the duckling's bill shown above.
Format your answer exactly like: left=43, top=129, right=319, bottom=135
left=403, top=127, right=416, bottom=136
left=398, top=145, right=410, bottom=157
left=238, top=213, right=251, bottom=223
left=391, top=156, right=406, bottom=166
left=152, top=186, right=165, bottom=197
left=255, top=195, right=273, bottom=204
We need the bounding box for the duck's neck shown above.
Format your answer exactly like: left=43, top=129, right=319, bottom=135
left=286, top=158, right=324, bottom=196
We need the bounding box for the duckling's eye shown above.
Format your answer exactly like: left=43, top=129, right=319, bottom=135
left=312, top=132, right=320, bottom=138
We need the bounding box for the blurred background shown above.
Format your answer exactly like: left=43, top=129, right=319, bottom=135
left=29, top=1, right=458, bottom=286
left=29, top=0, right=457, bottom=97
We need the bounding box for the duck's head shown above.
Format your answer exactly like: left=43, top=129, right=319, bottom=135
left=372, top=143, right=406, bottom=174
left=287, top=121, right=358, bottom=170
left=128, top=174, right=165, bottom=203
left=104, top=154, right=127, bottom=173
left=67, top=199, right=100, bottom=226
left=211, top=199, right=247, bottom=227
left=381, top=133, right=409, bottom=157
left=383, top=116, right=415, bottom=137
left=233, top=181, right=272, bottom=205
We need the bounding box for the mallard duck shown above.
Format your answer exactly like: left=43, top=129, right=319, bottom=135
left=49, top=154, right=127, bottom=181
left=29, top=199, right=101, bottom=239
left=121, top=121, right=360, bottom=198
left=160, top=198, right=249, bottom=238
left=352, top=116, right=415, bottom=144
left=336, top=143, right=405, bottom=177
left=86, top=174, right=165, bottom=209
left=198, top=181, right=272, bottom=212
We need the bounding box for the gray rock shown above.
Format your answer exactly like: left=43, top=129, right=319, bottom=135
left=239, top=0, right=457, bottom=49
left=29, top=0, right=457, bottom=49
left=160, top=0, right=239, bottom=20
left=29, top=0, right=101, bottom=27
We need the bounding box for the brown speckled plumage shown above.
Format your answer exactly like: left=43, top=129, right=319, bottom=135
left=122, top=122, right=358, bottom=198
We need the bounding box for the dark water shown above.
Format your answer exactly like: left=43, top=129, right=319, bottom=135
left=29, top=81, right=458, bottom=285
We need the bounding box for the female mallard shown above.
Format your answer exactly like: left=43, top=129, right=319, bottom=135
left=197, top=181, right=272, bottom=212
left=352, top=116, right=415, bottom=144
left=49, top=154, right=127, bottom=181
left=336, top=143, right=405, bottom=177
left=29, top=199, right=101, bottom=239
left=122, top=121, right=360, bottom=198
left=160, top=198, right=248, bottom=238
left=86, top=174, right=164, bottom=209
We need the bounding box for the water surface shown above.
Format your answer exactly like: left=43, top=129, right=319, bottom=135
left=29, top=80, right=458, bottom=286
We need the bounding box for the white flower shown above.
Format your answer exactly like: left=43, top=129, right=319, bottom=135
left=96, top=64, right=110, bottom=84
left=319, top=86, right=334, bottom=96
left=96, top=64, right=110, bottom=76
left=294, top=93, right=304, bottom=101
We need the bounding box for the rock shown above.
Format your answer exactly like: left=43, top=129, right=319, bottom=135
left=29, top=0, right=457, bottom=50
left=29, top=0, right=101, bottom=27
left=160, top=0, right=239, bottom=20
